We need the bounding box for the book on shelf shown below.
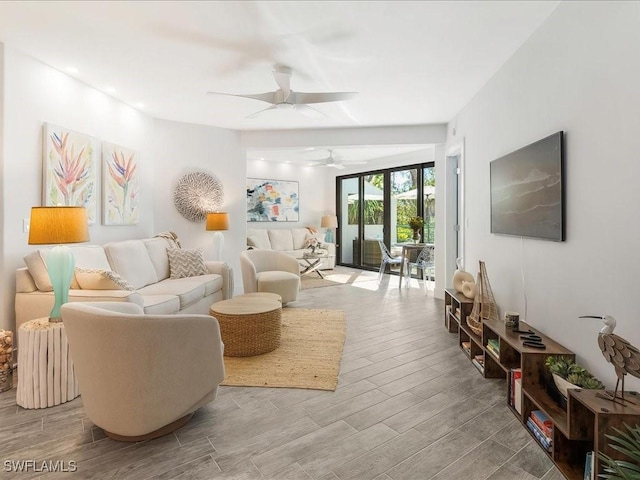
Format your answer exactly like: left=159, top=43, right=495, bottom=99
left=461, top=341, right=471, bottom=352
left=487, top=339, right=499, bottom=351
left=486, top=343, right=499, bottom=358
left=471, top=358, right=484, bottom=372
left=531, top=410, right=553, bottom=438
left=526, top=418, right=552, bottom=452
left=584, top=451, right=594, bottom=480
left=509, top=368, right=522, bottom=410
left=514, top=377, right=522, bottom=414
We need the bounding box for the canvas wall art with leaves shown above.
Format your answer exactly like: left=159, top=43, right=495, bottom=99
left=247, top=178, right=299, bottom=222
left=43, top=123, right=98, bottom=224
left=102, top=142, right=140, bottom=225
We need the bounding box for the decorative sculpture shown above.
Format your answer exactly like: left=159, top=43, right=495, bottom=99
left=467, top=261, right=498, bottom=336
left=579, top=315, right=640, bottom=404
left=452, top=257, right=475, bottom=293
left=173, top=172, right=224, bottom=223
left=461, top=280, right=476, bottom=299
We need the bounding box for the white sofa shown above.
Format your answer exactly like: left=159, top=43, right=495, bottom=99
left=246, top=227, right=336, bottom=269
left=15, top=234, right=233, bottom=330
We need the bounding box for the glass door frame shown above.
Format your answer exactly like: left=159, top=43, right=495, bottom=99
left=336, top=161, right=435, bottom=272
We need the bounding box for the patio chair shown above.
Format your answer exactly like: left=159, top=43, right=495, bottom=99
left=404, top=244, right=435, bottom=290
left=377, top=239, right=406, bottom=281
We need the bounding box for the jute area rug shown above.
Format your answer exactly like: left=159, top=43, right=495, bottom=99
left=221, top=308, right=345, bottom=391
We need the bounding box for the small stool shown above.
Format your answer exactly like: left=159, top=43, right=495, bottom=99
left=210, top=293, right=282, bottom=357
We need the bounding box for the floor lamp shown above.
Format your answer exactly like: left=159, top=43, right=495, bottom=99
left=28, top=206, right=90, bottom=322
left=321, top=215, right=338, bottom=243
left=206, top=212, right=229, bottom=261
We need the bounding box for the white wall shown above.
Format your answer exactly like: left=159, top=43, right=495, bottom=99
left=447, top=1, right=640, bottom=389
left=2, top=45, right=154, bottom=331
left=152, top=119, right=244, bottom=293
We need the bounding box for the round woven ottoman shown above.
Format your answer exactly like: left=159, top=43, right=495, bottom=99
left=209, top=292, right=282, bottom=357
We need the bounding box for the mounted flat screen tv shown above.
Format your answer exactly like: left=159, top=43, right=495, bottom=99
left=490, top=131, right=564, bottom=241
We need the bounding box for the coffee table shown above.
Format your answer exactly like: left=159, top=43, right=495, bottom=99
left=297, top=251, right=333, bottom=279
left=210, top=292, right=282, bottom=357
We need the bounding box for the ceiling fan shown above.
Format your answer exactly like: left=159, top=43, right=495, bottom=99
left=207, top=64, right=358, bottom=118
left=309, top=150, right=366, bottom=169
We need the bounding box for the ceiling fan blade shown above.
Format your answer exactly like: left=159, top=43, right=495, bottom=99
left=207, top=91, right=276, bottom=104
left=332, top=164, right=346, bottom=170
left=295, top=92, right=358, bottom=104
left=245, top=105, right=278, bottom=119
left=273, top=65, right=292, bottom=101
left=293, top=104, right=326, bottom=118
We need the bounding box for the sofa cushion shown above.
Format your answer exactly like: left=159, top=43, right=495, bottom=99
left=268, top=229, right=294, bottom=251
left=140, top=294, right=181, bottom=315
left=75, top=268, right=136, bottom=291
left=103, top=240, right=159, bottom=289
left=247, top=229, right=271, bottom=250
left=167, top=248, right=208, bottom=279
left=25, top=245, right=111, bottom=292
left=291, top=228, right=310, bottom=249
left=138, top=278, right=206, bottom=309
left=23, top=250, right=53, bottom=292
left=143, top=238, right=171, bottom=281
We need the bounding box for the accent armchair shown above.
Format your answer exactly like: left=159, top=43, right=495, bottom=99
left=239, top=249, right=300, bottom=304
left=61, top=302, right=225, bottom=441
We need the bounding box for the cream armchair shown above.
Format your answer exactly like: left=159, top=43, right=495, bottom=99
left=240, top=250, right=300, bottom=304
left=61, top=302, right=225, bottom=442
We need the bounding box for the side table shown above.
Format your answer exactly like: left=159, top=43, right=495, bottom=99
left=16, top=318, right=79, bottom=409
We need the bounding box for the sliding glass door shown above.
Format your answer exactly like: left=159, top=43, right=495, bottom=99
left=337, top=162, right=435, bottom=273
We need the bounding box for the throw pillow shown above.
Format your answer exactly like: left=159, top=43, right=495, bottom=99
left=75, top=268, right=136, bottom=291
left=304, top=233, right=324, bottom=249
left=167, top=248, right=208, bottom=279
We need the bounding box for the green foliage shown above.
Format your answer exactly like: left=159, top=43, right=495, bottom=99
left=408, top=216, right=424, bottom=230
left=545, top=356, right=605, bottom=390
left=598, top=423, right=640, bottom=480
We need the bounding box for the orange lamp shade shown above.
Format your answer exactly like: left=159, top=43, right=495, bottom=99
left=28, top=206, right=90, bottom=245
left=205, top=212, right=229, bottom=231
left=320, top=215, right=338, bottom=229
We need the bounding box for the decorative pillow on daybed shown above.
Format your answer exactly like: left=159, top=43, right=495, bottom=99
left=167, top=248, right=208, bottom=279
left=75, top=268, right=136, bottom=291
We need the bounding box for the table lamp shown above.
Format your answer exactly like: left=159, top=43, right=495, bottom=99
left=320, top=215, right=338, bottom=243
left=28, top=206, right=89, bottom=322
left=206, top=212, right=229, bottom=261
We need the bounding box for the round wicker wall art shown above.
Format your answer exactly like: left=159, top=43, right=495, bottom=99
left=173, top=172, right=224, bottom=222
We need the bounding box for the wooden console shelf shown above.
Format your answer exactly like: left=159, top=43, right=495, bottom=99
left=443, top=288, right=640, bottom=480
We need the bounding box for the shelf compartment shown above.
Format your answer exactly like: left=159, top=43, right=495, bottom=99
left=523, top=386, right=571, bottom=438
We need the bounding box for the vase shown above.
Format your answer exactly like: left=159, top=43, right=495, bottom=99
left=552, top=373, right=579, bottom=399
left=412, top=230, right=421, bottom=243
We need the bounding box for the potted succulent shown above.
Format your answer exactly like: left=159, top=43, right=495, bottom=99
left=408, top=216, right=424, bottom=243
left=598, top=423, right=640, bottom=479
left=545, top=355, right=605, bottom=398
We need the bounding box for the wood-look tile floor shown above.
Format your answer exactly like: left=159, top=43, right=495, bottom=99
left=0, top=268, right=565, bottom=479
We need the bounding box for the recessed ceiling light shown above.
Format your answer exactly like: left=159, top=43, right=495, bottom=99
left=135, top=102, right=145, bottom=109
left=66, top=67, right=79, bottom=75
left=105, top=87, right=116, bottom=94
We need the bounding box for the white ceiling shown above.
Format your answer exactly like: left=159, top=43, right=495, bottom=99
left=0, top=1, right=559, bottom=131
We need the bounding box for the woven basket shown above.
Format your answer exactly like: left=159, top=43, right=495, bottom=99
left=214, top=307, right=281, bottom=357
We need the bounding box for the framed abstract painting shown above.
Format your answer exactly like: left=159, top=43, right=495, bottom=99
left=102, top=142, right=140, bottom=225
left=247, top=178, right=299, bottom=222
left=42, top=123, right=98, bottom=224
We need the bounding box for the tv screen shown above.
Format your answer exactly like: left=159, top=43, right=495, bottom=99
left=490, top=131, right=564, bottom=241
